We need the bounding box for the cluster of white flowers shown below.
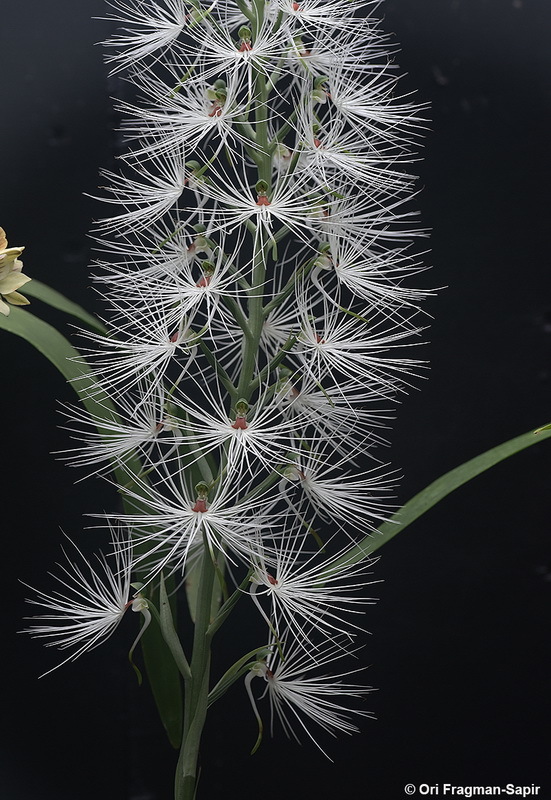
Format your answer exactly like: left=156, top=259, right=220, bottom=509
left=25, top=0, right=427, bottom=756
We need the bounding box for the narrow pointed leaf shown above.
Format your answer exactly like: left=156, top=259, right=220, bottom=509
left=159, top=573, right=191, bottom=680
left=0, top=304, right=94, bottom=384
left=332, top=426, right=551, bottom=570
left=141, top=582, right=184, bottom=749
left=0, top=306, right=144, bottom=478
left=2, top=303, right=184, bottom=746
left=208, top=645, right=273, bottom=707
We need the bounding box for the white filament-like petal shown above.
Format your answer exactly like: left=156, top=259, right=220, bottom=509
left=22, top=529, right=134, bottom=675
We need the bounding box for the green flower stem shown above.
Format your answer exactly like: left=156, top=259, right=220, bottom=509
left=262, top=258, right=315, bottom=317
left=220, top=293, right=253, bottom=338
left=175, top=34, right=277, bottom=796
left=207, top=646, right=272, bottom=707
left=196, top=337, right=238, bottom=405
left=225, top=260, right=252, bottom=290
left=248, top=332, right=298, bottom=391
left=235, top=248, right=267, bottom=403
left=268, top=108, right=298, bottom=150
left=231, top=0, right=254, bottom=22
left=234, top=117, right=257, bottom=145
left=235, top=55, right=272, bottom=402
left=250, top=7, right=271, bottom=182
left=175, top=537, right=217, bottom=800
left=240, top=467, right=283, bottom=503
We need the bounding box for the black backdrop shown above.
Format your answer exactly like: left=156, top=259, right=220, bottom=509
left=1, top=1, right=550, bottom=798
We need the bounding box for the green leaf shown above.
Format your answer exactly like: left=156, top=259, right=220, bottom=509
left=1, top=306, right=184, bottom=746
left=141, top=581, right=184, bottom=749
left=159, top=573, right=191, bottom=680
left=0, top=304, right=91, bottom=383
left=185, top=548, right=225, bottom=625
left=23, top=279, right=108, bottom=335
left=0, top=304, right=115, bottom=440
left=331, top=425, right=551, bottom=570
left=208, top=645, right=273, bottom=707
left=207, top=569, right=252, bottom=638
left=0, top=306, right=146, bottom=475
left=0, top=306, right=146, bottom=482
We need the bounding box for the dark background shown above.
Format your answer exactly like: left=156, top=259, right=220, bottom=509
left=1, top=1, right=550, bottom=798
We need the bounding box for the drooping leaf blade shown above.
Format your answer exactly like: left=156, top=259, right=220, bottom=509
left=0, top=306, right=139, bottom=469
left=0, top=304, right=94, bottom=385
left=1, top=307, right=182, bottom=745
left=22, top=279, right=108, bottom=335
left=0, top=306, right=139, bottom=474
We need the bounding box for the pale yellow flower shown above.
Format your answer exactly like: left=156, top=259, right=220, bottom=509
left=0, top=227, right=30, bottom=316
